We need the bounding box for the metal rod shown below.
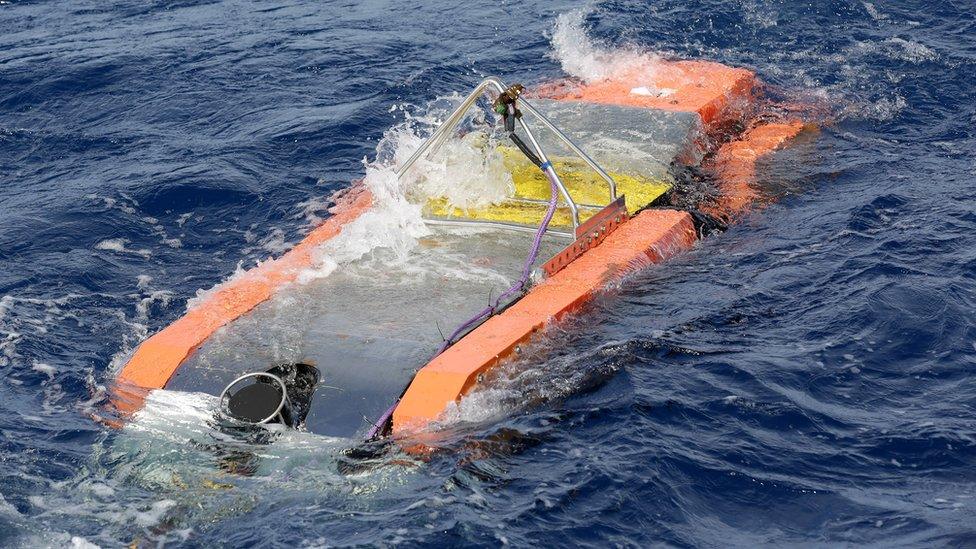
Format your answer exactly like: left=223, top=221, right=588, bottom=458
left=513, top=114, right=580, bottom=229
left=395, top=78, right=499, bottom=179
left=517, top=98, right=618, bottom=202
left=507, top=196, right=606, bottom=210
left=396, top=76, right=591, bottom=232
left=425, top=218, right=574, bottom=238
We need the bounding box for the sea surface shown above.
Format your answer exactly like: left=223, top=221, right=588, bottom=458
left=2, top=0, right=975, bottom=546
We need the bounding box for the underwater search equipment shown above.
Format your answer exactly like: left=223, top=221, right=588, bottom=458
left=219, top=363, right=320, bottom=428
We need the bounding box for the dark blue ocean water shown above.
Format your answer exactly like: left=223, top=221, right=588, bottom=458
left=2, top=0, right=975, bottom=546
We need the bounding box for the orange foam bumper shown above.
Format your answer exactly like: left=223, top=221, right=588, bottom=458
left=702, top=121, right=809, bottom=221
left=539, top=60, right=756, bottom=127
left=391, top=208, right=698, bottom=435
left=116, top=185, right=372, bottom=394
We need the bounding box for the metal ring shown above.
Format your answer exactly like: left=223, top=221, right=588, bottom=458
left=219, top=372, right=289, bottom=424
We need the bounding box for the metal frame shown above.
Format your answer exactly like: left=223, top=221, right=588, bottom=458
left=219, top=372, right=291, bottom=425
left=424, top=217, right=574, bottom=239
left=396, top=77, right=618, bottom=233
left=517, top=96, right=618, bottom=202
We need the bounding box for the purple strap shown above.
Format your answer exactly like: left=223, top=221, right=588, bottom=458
left=365, top=162, right=561, bottom=440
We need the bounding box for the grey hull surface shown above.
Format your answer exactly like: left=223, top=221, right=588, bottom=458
left=168, top=228, right=564, bottom=438
left=166, top=99, right=705, bottom=438
left=530, top=99, right=702, bottom=180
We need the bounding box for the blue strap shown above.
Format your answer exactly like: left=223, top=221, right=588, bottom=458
left=539, top=160, right=552, bottom=172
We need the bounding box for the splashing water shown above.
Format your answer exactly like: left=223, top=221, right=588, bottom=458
left=185, top=92, right=516, bottom=293
left=550, top=8, right=665, bottom=84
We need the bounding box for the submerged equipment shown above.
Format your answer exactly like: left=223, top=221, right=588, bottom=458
left=219, top=363, right=320, bottom=428
left=112, top=63, right=809, bottom=443
left=221, top=372, right=292, bottom=424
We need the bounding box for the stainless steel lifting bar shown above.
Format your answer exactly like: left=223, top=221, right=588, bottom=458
left=395, top=78, right=502, bottom=180
left=396, top=77, right=619, bottom=232
left=516, top=98, right=618, bottom=202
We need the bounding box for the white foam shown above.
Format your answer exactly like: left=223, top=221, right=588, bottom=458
left=399, top=131, right=514, bottom=210
left=130, top=389, right=219, bottom=435
left=136, top=275, right=152, bottom=290
left=295, top=194, right=333, bottom=226
left=549, top=8, right=664, bottom=84
left=0, top=295, right=11, bottom=322
left=1, top=331, right=19, bottom=368
left=849, top=37, right=938, bottom=65
left=884, top=37, right=938, bottom=64
left=135, top=290, right=174, bottom=322
left=32, top=361, right=56, bottom=379
left=242, top=227, right=291, bottom=256
left=94, top=238, right=152, bottom=259
left=94, top=238, right=126, bottom=252
left=863, top=2, right=887, bottom=20
left=69, top=537, right=102, bottom=549
left=295, top=166, right=427, bottom=283
left=188, top=92, right=518, bottom=295
left=258, top=228, right=288, bottom=254
left=134, top=499, right=177, bottom=528
left=0, top=492, right=20, bottom=517
left=88, top=194, right=137, bottom=215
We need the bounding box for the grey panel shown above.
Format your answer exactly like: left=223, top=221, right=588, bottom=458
left=167, top=228, right=564, bottom=438
left=528, top=99, right=703, bottom=181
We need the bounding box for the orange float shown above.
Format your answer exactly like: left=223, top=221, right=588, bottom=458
left=536, top=60, right=756, bottom=127
left=702, top=122, right=810, bottom=221
left=115, top=185, right=371, bottom=396
left=392, top=208, right=697, bottom=434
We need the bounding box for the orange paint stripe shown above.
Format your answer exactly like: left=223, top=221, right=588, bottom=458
left=701, top=121, right=809, bottom=221
left=391, top=209, right=698, bottom=435
left=116, top=185, right=372, bottom=392
left=538, top=60, right=756, bottom=127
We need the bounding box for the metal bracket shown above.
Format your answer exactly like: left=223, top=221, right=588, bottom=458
left=397, top=77, right=619, bottom=234
left=541, top=195, right=629, bottom=278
